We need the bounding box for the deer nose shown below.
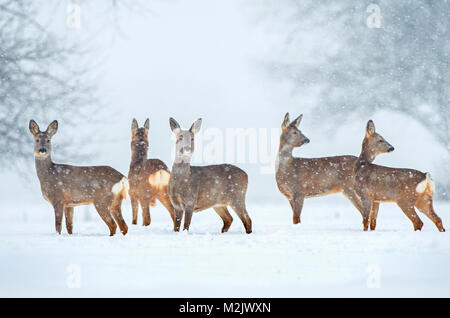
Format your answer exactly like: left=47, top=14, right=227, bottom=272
left=388, top=147, right=395, bottom=152
left=180, top=147, right=191, bottom=155
left=39, top=148, right=47, bottom=154
left=304, top=138, right=310, bottom=144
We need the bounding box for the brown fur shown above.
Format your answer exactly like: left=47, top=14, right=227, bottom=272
left=29, top=120, right=128, bottom=236
left=168, top=118, right=252, bottom=233
left=354, top=120, right=445, bottom=232
left=128, top=119, right=175, bottom=227
left=275, top=113, right=365, bottom=224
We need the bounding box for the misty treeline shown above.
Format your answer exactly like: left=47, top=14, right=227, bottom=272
left=255, top=0, right=450, bottom=198
left=0, top=0, right=144, bottom=173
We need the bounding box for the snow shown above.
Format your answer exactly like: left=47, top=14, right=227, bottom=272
left=1, top=196, right=449, bottom=297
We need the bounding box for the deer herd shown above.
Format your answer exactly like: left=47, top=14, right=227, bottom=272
left=28, top=113, right=445, bottom=236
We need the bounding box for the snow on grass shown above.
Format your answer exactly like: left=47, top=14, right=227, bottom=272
left=0, top=196, right=449, bottom=297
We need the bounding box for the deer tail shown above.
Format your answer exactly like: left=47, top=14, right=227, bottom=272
left=112, top=177, right=130, bottom=200
left=416, top=172, right=435, bottom=196
left=148, top=169, right=170, bottom=188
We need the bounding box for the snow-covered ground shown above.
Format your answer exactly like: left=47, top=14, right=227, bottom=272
left=0, top=195, right=449, bottom=298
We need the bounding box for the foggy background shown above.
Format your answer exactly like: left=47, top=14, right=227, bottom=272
left=1, top=0, right=449, bottom=209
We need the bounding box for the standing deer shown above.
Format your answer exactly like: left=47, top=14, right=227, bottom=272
left=276, top=113, right=365, bottom=224
left=128, top=118, right=175, bottom=227
left=168, top=117, right=252, bottom=234
left=355, top=120, right=445, bottom=232
left=29, top=120, right=129, bottom=236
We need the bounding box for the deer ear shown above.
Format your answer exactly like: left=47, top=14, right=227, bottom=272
left=282, top=113, right=290, bottom=130
left=366, top=120, right=375, bottom=137
left=169, top=117, right=181, bottom=134
left=131, top=118, right=138, bottom=131
left=29, top=120, right=40, bottom=136
left=189, top=118, right=202, bottom=135
left=290, top=114, right=303, bottom=128
left=46, top=120, right=58, bottom=137
left=144, top=118, right=149, bottom=130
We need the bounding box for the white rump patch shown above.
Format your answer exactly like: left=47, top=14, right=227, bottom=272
left=148, top=170, right=170, bottom=187
left=112, top=177, right=130, bottom=198
left=428, top=173, right=436, bottom=194
left=416, top=179, right=427, bottom=193
left=416, top=172, right=435, bottom=195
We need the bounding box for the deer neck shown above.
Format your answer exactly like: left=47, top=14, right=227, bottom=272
left=357, top=141, right=376, bottom=167
left=130, top=147, right=147, bottom=168
left=277, top=141, right=294, bottom=167
left=171, top=162, right=191, bottom=177
left=35, top=155, right=54, bottom=181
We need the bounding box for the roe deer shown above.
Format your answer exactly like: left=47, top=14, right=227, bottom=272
left=275, top=113, right=365, bottom=224
left=168, top=117, right=252, bottom=233
left=355, top=120, right=445, bottom=232
left=29, top=120, right=129, bottom=236
left=128, top=118, right=175, bottom=227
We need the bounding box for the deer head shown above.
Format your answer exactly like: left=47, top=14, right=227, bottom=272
left=361, top=120, right=395, bottom=162
left=280, top=113, right=310, bottom=148
left=169, top=117, right=202, bottom=164
left=131, top=118, right=150, bottom=155
left=29, top=120, right=58, bottom=159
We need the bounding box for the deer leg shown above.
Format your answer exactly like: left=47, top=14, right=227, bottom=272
left=359, top=195, right=372, bottom=231
left=214, top=207, right=233, bottom=233
left=397, top=201, right=423, bottom=231
left=183, top=206, right=194, bottom=231
left=94, top=202, right=117, bottom=236
left=64, top=206, right=74, bottom=235
left=289, top=195, right=304, bottom=224
left=174, top=208, right=183, bottom=232
left=343, top=188, right=364, bottom=218
left=130, top=193, right=139, bottom=225
left=157, top=192, right=176, bottom=226
left=415, top=197, right=445, bottom=232
left=230, top=202, right=252, bottom=234
left=139, top=197, right=151, bottom=226
left=110, top=196, right=128, bottom=235
left=53, top=203, right=64, bottom=234
left=369, top=201, right=380, bottom=231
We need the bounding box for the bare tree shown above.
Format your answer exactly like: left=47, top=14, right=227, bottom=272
left=255, top=0, right=450, bottom=197
left=0, top=0, right=147, bottom=173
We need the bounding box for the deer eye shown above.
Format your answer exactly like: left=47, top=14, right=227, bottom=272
left=47, top=139, right=50, bottom=143
left=378, top=140, right=384, bottom=143
left=36, top=139, right=40, bottom=142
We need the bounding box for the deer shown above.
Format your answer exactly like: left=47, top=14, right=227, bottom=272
left=275, top=113, right=366, bottom=225
left=29, top=120, right=129, bottom=236
left=354, top=120, right=445, bottom=232
left=168, top=117, right=252, bottom=234
left=128, top=118, right=175, bottom=227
